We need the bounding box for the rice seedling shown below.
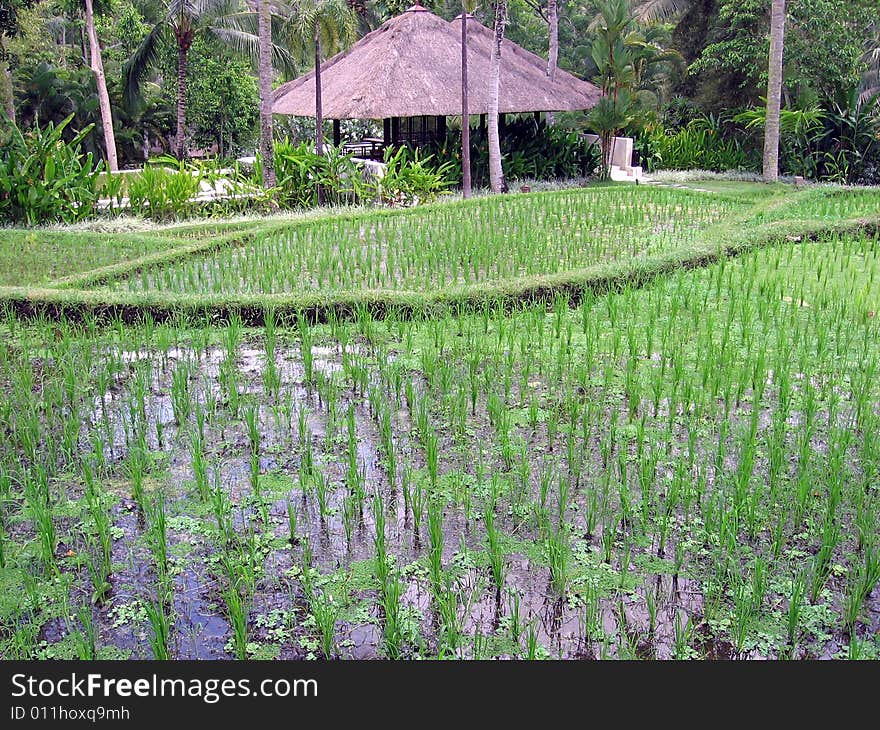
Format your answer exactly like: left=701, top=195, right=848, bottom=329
left=144, top=598, right=171, bottom=660
left=427, top=498, right=444, bottom=596
left=170, top=359, right=192, bottom=426
left=24, top=470, right=56, bottom=572
left=547, top=520, right=569, bottom=597
left=70, top=603, right=98, bottom=661
left=222, top=580, right=250, bottom=660
left=145, top=493, right=170, bottom=597
left=82, top=462, right=112, bottom=602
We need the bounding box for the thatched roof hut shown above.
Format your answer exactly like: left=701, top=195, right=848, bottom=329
left=272, top=5, right=601, bottom=120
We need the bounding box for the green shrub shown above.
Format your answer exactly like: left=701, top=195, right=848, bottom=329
left=258, top=139, right=367, bottom=209
left=637, top=115, right=752, bottom=173
left=128, top=156, right=203, bottom=221
left=0, top=114, right=105, bottom=225
left=377, top=147, right=454, bottom=205
left=429, top=117, right=601, bottom=186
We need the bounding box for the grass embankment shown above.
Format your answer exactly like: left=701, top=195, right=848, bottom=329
left=0, top=183, right=877, bottom=324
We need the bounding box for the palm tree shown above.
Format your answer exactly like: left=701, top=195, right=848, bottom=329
left=258, top=0, right=276, bottom=187
left=1, top=36, right=15, bottom=123
left=546, top=0, right=557, bottom=122
left=124, top=0, right=290, bottom=159
left=487, top=0, right=508, bottom=194
left=763, top=0, right=786, bottom=182
left=460, top=0, right=476, bottom=198
left=82, top=0, right=118, bottom=170
left=632, top=0, right=695, bottom=22
left=284, top=0, right=357, bottom=159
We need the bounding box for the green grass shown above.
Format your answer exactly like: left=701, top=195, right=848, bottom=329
left=0, top=229, right=179, bottom=287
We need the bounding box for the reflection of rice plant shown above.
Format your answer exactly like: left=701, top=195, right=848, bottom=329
left=298, top=313, right=314, bottom=385
left=262, top=307, right=281, bottom=398
left=484, top=495, right=506, bottom=596
left=286, top=498, right=298, bottom=545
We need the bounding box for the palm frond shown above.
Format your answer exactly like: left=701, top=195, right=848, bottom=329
left=633, top=0, right=693, bottom=24
left=123, top=23, right=169, bottom=109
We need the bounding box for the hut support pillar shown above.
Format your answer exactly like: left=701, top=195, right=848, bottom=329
left=480, top=114, right=486, bottom=133
left=383, top=118, right=391, bottom=147
left=333, top=119, right=341, bottom=147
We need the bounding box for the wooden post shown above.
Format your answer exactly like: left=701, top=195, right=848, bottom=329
left=480, top=114, right=486, bottom=133
left=383, top=118, right=391, bottom=147
left=333, top=119, right=341, bottom=147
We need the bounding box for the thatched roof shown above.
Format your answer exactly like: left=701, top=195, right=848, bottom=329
left=273, top=5, right=601, bottom=119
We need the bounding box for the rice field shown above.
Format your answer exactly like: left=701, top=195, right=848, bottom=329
left=103, top=186, right=744, bottom=296
left=2, top=207, right=879, bottom=660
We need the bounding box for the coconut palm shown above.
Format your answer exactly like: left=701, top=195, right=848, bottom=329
left=460, top=0, right=477, bottom=198
left=763, top=0, right=786, bottom=182
left=82, top=0, right=118, bottom=170
left=487, top=0, right=508, bottom=194
left=284, top=0, right=357, bottom=159
left=257, top=0, right=276, bottom=187
left=631, top=0, right=695, bottom=23
left=124, top=0, right=292, bottom=159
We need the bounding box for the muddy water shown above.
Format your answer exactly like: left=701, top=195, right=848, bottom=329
left=63, top=336, right=794, bottom=660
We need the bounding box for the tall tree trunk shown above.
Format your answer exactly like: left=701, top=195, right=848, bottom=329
left=175, top=32, right=191, bottom=159
left=258, top=0, right=276, bottom=188
left=83, top=0, right=118, bottom=171
left=314, top=27, right=324, bottom=205
left=0, top=37, right=14, bottom=124
left=487, top=0, right=507, bottom=194
left=461, top=7, right=471, bottom=198
left=763, top=0, right=786, bottom=183
left=546, top=0, right=558, bottom=126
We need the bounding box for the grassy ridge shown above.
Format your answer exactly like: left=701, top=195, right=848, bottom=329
left=3, top=215, right=877, bottom=325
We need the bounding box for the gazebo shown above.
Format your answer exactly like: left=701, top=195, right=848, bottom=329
left=272, top=4, right=601, bottom=157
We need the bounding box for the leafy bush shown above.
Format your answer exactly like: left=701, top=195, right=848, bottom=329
left=128, top=156, right=203, bottom=221
left=377, top=147, right=454, bottom=206
left=258, top=140, right=369, bottom=209
left=0, top=114, right=105, bottom=225
left=429, top=117, right=601, bottom=187
left=637, top=115, right=752, bottom=173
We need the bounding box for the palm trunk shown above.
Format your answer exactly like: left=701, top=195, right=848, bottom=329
left=314, top=29, right=323, bottom=156
left=488, top=0, right=508, bottom=194
left=84, top=0, right=118, bottom=171
left=0, top=37, right=14, bottom=124
left=175, top=32, right=192, bottom=160
left=461, top=8, right=471, bottom=198
left=314, top=27, right=323, bottom=205
left=546, top=0, right=558, bottom=126
left=258, top=0, right=276, bottom=188
left=763, top=0, right=786, bottom=183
